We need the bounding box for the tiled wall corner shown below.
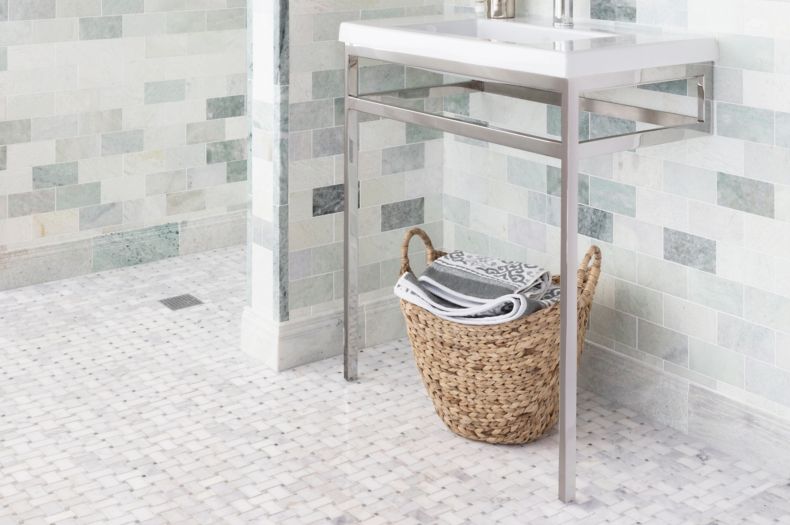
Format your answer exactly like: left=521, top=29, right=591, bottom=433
left=0, top=0, right=248, bottom=288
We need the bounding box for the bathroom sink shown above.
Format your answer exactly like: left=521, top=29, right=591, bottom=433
left=339, top=16, right=718, bottom=79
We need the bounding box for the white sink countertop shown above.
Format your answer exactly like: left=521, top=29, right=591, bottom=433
left=339, top=15, right=718, bottom=79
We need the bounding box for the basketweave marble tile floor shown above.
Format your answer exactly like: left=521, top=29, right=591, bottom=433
left=1, top=246, right=789, bottom=525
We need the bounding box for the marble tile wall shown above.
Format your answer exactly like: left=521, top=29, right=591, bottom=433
left=0, top=0, right=248, bottom=289
left=284, top=0, right=445, bottom=322
left=440, top=0, right=790, bottom=432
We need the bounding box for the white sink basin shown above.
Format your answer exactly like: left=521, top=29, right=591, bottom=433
left=339, top=16, right=718, bottom=79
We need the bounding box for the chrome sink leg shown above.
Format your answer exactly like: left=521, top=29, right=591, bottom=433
left=344, top=53, right=360, bottom=382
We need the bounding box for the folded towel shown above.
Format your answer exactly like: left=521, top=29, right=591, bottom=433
left=419, top=250, right=551, bottom=301
left=394, top=251, right=560, bottom=326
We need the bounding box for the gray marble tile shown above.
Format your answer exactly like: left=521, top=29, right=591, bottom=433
left=589, top=114, right=636, bottom=140
left=507, top=214, right=546, bottom=251
left=0, top=145, right=6, bottom=170
left=166, top=190, right=205, bottom=215
left=101, top=129, right=144, bottom=156
left=289, top=274, right=334, bottom=309
left=382, top=143, right=424, bottom=175
left=716, top=102, right=774, bottom=144
left=57, top=182, right=100, bottom=210
left=580, top=344, right=689, bottom=432
left=589, top=176, right=636, bottom=217
left=745, top=359, right=790, bottom=407
left=0, top=240, right=92, bottom=290
left=207, top=95, right=246, bottom=120
left=8, top=189, right=56, bottom=217
left=546, top=105, right=590, bottom=139
left=360, top=64, right=404, bottom=93
left=638, top=319, right=688, bottom=365
left=79, top=15, right=122, bottom=40
left=312, top=127, right=343, bottom=158
left=312, top=184, right=344, bottom=217
left=101, top=0, right=142, bottom=15
left=443, top=93, right=470, bottom=116
left=443, top=194, right=470, bottom=226
left=179, top=211, right=246, bottom=256
left=507, top=157, right=546, bottom=192
left=146, top=170, right=186, bottom=196
left=92, top=223, right=179, bottom=272
left=527, top=191, right=547, bottom=222
left=206, top=8, right=245, bottom=31
left=744, top=286, right=790, bottom=333
left=310, top=242, right=342, bottom=275
left=289, top=249, right=311, bottom=281
left=9, top=0, right=55, bottom=20
left=406, top=124, right=442, bottom=143
left=590, top=304, right=637, bottom=347
left=578, top=205, right=613, bottom=243
left=713, top=67, right=743, bottom=104
left=226, top=160, right=247, bottom=183
left=166, top=11, right=206, bottom=33
left=615, top=279, right=663, bottom=323
left=718, top=34, right=774, bottom=72
left=0, top=47, right=6, bottom=71
left=187, top=120, right=225, bottom=145
left=0, top=1, right=6, bottom=21
left=717, top=172, right=774, bottom=217
left=775, top=111, right=790, bottom=149
left=404, top=67, right=443, bottom=89
left=688, top=270, right=743, bottom=316
left=289, top=100, right=334, bottom=132
left=0, top=119, right=31, bottom=145
left=207, top=138, right=246, bottom=164
left=144, top=79, right=186, bottom=104
left=32, top=115, right=79, bottom=141
left=663, top=228, right=716, bottom=273
left=381, top=197, right=424, bottom=232
left=717, top=313, right=775, bottom=363
left=79, top=109, right=122, bottom=135
left=689, top=385, right=790, bottom=475
left=79, top=202, right=122, bottom=230
left=32, top=162, right=78, bottom=189
left=689, top=339, right=744, bottom=386
left=591, top=0, right=636, bottom=21
left=312, top=70, right=344, bottom=100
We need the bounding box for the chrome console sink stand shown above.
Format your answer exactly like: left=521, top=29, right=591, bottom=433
left=342, top=45, right=713, bottom=502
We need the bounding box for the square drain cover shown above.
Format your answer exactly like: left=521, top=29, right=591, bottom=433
left=160, top=294, right=203, bottom=311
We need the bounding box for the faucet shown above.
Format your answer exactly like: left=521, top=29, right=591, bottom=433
left=553, top=0, right=573, bottom=27
left=485, top=0, right=574, bottom=27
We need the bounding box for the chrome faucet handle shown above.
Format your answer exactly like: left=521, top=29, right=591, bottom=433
left=486, top=0, right=516, bottom=19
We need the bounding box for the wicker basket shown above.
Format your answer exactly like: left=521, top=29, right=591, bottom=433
left=399, top=227, right=602, bottom=445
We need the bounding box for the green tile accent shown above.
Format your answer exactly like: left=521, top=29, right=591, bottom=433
left=32, top=162, right=78, bottom=189
left=382, top=143, right=424, bottom=175
left=79, top=16, right=122, bottom=40
left=359, top=63, right=404, bottom=93
left=289, top=100, right=333, bottom=132
left=206, top=95, right=246, bottom=120
left=381, top=197, right=424, bottom=232
left=101, top=129, right=144, bottom=156
left=207, top=138, right=246, bottom=164
left=57, top=182, right=100, bottom=210
left=638, top=320, right=688, bottom=365
left=0, top=145, right=7, bottom=171
left=690, top=339, right=744, bottom=387
left=507, top=157, right=547, bottom=192
left=226, top=160, right=247, bottom=183
left=406, top=124, right=442, bottom=143
left=8, top=189, right=55, bottom=217
left=717, top=172, right=774, bottom=218
left=79, top=202, right=122, bottom=230
left=0, top=119, right=32, bottom=145
left=664, top=228, right=716, bottom=273
left=312, top=127, right=343, bottom=158
left=144, top=79, right=186, bottom=104
left=591, top=0, right=636, bottom=22
left=589, top=177, right=636, bottom=217
left=92, top=223, right=179, bottom=272
left=578, top=205, right=613, bottom=242
left=716, top=103, right=774, bottom=144
left=312, top=70, right=344, bottom=100
left=547, top=166, right=589, bottom=204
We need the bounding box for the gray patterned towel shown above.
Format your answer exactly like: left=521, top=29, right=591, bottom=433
left=394, top=250, right=560, bottom=326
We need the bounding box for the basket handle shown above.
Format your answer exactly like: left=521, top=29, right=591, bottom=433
left=577, top=245, right=602, bottom=307
left=400, top=227, right=440, bottom=275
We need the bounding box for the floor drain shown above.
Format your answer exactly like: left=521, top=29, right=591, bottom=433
left=160, top=294, right=203, bottom=311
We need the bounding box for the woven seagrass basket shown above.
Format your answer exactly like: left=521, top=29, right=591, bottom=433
left=399, top=227, right=602, bottom=445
